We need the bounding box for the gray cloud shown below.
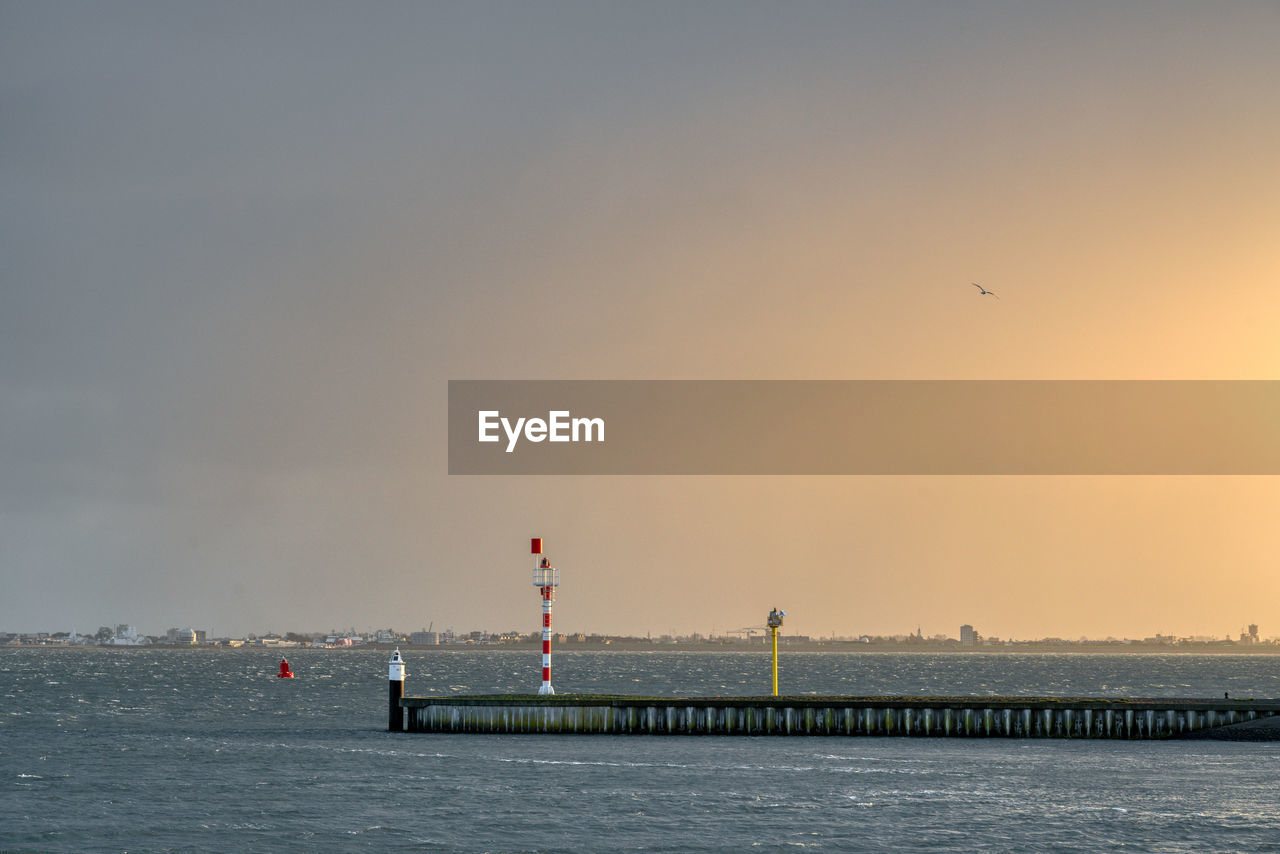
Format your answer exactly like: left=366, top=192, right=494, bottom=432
left=4, top=1, right=1279, bottom=638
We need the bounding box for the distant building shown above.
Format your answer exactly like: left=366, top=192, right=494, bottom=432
left=166, top=627, right=197, bottom=645
left=109, top=625, right=148, bottom=646
left=409, top=631, right=439, bottom=645
left=960, top=624, right=980, bottom=648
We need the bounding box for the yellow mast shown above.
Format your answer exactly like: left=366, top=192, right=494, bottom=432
left=767, top=607, right=785, bottom=696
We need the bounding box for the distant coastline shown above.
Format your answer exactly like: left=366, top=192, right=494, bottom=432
left=9, top=640, right=1280, bottom=655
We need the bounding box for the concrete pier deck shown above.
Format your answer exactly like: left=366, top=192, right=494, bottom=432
left=398, top=695, right=1280, bottom=739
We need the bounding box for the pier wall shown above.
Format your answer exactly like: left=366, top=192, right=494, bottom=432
left=400, top=696, right=1279, bottom=739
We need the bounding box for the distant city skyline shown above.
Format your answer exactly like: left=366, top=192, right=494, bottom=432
left=5, top=620, right=1271, bottom=649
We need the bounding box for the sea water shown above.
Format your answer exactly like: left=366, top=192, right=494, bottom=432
left=3, top=648, right=1279, bottom=852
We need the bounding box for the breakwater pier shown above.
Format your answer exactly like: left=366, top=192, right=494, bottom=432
left=397, top=694, right=1280, bottom=739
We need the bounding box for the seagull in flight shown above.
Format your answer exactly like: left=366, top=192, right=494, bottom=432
left=971, top=282, right=999, bottom=299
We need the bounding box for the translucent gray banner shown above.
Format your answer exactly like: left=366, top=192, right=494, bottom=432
left=448, top=381, right=1280, bottom=474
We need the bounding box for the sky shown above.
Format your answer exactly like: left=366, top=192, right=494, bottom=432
left=3, top=1, right=1279, bottom=641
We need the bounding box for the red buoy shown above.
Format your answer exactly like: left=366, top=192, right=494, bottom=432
left=277, top=658, right=294, bottom=678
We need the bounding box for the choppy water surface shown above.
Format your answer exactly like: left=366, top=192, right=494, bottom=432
left=3, top=648, right=1279, bottom=852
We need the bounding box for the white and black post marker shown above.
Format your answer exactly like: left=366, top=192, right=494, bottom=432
left=388, top=648, right=406, bottom=732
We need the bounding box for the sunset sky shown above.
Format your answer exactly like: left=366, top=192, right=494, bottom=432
left=4, top=2, right=1279, bottom=641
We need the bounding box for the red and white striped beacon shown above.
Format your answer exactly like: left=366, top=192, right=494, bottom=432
left=531, top=537, right=559, bottom=695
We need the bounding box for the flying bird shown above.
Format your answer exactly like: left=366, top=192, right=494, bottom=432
left=971, top=282, right=999, bottom=299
